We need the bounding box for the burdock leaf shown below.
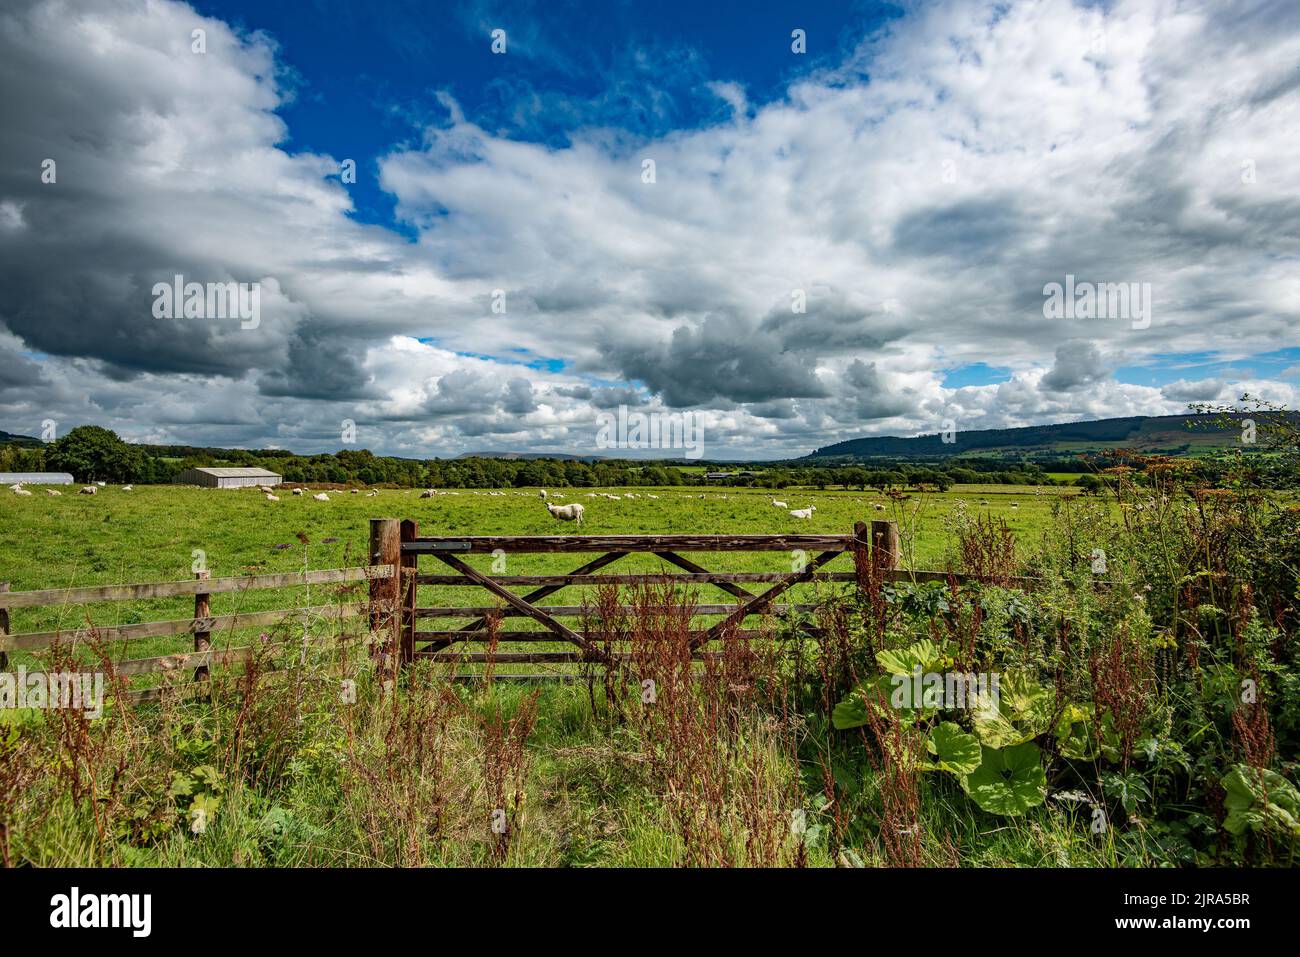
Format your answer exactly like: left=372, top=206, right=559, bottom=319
left=922, top=721, right=982, bottom=775
left=961, top=742, right=1048, bottom=816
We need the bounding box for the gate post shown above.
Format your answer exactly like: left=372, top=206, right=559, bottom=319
left=0, top=582, right=9, bottom=672
left=369, top=519, right=401, bottom=674
left=400, top=519, right=419, bottom=665
left=871, top=520, right=901, bottom=572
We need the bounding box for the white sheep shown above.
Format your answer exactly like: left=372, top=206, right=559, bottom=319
left=96, top=481, right=106, bottom=487
left=266, top=493, right=280, bottom=501
left=258, top=485, right=274, bottom=493
left=366, top=490, right=378, bottom=497
left=545, top=502, right=585, bottom=526
left=13, top=487, right=32, bottom=496
left=771, top=499, right=788, bottom=508
left=80, top=486, right=97, bottom=495
left=313, top=492, right=330, bottom=502
left=292, top=488, right=304, bottom=496
left=789, top=506, right=816, bottom=520
left=46, top=489, right=62, bottom=496
left=121, top=484, right=133, bottom=492
left=419, top=489, right=436, bottom=498
left=539, top=489, right=548, bottom=500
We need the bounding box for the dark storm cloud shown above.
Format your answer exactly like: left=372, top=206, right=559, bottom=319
left=600, top=313, right=830, bottom=407
left=1041, top=341, right=1109, bottom=393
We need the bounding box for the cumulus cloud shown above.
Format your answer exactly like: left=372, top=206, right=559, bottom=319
left=1, top=0, right=1298, bottom=457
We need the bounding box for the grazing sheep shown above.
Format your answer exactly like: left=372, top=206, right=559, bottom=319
left=419, top=489, right=436, bottom=498
left=121, top=484, right=133, bottom=492
left=258, top=485, right=274, bottom=493
left=96, top=481, right=106, bottom=487
left=80, top=486, right=97, bottom=495
left=13, top=487, right=32, bottom=496
left=266, top=493, right=280, bottom=501
left=545, top=502, right=585, bottom=526
left=46, top=489, right=62, bottom=496
left=646, top=494, right=659, bottom=499
left=366, top=490, right=378, bottom=497
left=539, top=489, right=548, bottom=500
left=771, top=499, right=788, bottom=508
left=313, top=492, right=330, bottom=502
left=350, top=488, right=359, bottom=494
left=292, top=488, right=304, bottom=496
left=789, top=506, right=816, bottom=519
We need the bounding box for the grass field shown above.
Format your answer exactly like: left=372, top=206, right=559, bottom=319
left=0, top=482, right=1080, bottom=663
left=8, top=478, right=1292, bottom=869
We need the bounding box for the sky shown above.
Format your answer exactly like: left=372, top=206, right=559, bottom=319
left=0, top=0, right=1298, bottom=460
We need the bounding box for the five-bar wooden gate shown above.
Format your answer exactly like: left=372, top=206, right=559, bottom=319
left=369, top=518, right=904, bottom=678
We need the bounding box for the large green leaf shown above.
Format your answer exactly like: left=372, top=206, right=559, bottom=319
left=922, top=722, right=982, bottom=776
left=961, top=742, right=1048, bottom=816
left=831, top=675, right=893, bottom=730
left=1222, top=765, right=1300, bottom=838
left=876, top=639, right=944, bottom=676
left=971, top=670, right=1052, bottom=748
left=1055, top=702, right=1099, bottom=761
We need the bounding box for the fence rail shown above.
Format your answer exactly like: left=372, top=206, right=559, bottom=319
left=0, top=564, right=393, bottom=701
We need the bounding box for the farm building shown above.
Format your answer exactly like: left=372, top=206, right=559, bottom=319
left=175, top=467, right=282, bottom=489
left=1, top=472, right=74, bottom=485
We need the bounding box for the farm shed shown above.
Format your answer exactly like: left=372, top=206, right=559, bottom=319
left=1, top=472, right=74, bottom=485
left=175, top=467, right=282, bottom=489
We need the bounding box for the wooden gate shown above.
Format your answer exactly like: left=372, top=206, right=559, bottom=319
left=369, top=518, right=904, bottom=679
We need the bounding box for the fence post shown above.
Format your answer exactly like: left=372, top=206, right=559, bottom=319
left=852, top=522, right=870, bottom=600
left=369, top=518, right=401, bottom=675
left=400, top=519, right=419, bottom=665
left=193, top=570, right=211, bottom=687
left=871, top=520, right=900, bottom=571
left=0, top=582, right=9, bottom=672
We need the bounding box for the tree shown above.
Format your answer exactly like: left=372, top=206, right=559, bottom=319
left=45, top=426, right=145, bottom=482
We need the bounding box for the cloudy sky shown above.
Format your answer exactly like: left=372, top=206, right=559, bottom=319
left=1, top=0, right=1297, bottom=459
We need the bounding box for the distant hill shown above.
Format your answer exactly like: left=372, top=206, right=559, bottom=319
left=455, top=451, right=607, bottom=462
left=0, top=430, right=41, bottom=447
left=803, top=414, right=1257, bottom=462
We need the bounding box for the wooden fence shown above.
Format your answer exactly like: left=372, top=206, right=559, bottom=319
left=377, top=517, right=943, bottom=679
left=0, top=564, right=394, bottom=702
left=0, top=515, right=1063, bottom=696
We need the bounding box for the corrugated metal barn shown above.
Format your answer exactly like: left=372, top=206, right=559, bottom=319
left=175, top=467, right=282, bottom=488
left=1, top=472, right=74, bottom=485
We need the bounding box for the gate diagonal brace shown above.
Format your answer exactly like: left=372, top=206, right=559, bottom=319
left=432, top=553, right=613, bottom=665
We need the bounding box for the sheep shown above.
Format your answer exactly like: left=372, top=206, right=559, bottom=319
left=46, top=489, right=62, bottom=496
left=873, top=503, right=885, bottom=511
left=266, top=493, right=280, bottom=501
left=350, top=488, right=360, bottom=494
left=789, top=506, right=816, bottom=520
left=13, top=487, right=32, bottom=496
left=545, top=502, right=585, bottom=526
left=771, top=499, right=788, bottom=508
left=121, top=484, right=133, bottom=492
left=539, top=489, right=548, bottom=500
left=80, top=486, right=97, bottom=495
left=366, top=490, right=379, bottom=497
left=258, top=485, right=274, bottom=493
left=292, top=488, right=304, bottom=496
left=313, top=492, right=330, bottom=502
left=419, top=489, right=437, bottom=499
left=96, top=481, right=106, bottom=487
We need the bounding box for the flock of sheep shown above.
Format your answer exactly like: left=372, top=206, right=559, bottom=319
left=9, top=481, right=978, bottom=524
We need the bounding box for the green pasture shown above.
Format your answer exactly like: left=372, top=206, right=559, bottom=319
left=0, top=483, right=1082, bottom=679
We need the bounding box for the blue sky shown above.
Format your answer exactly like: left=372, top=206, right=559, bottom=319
left=196, top=0, right=899, bottom=233
left=2, top=0, right=1298, bottom=458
